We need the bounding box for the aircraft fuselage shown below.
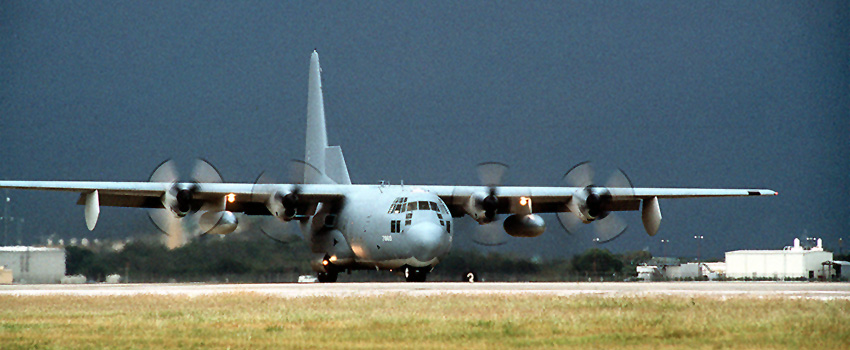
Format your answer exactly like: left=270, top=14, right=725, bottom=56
left=303, top=185, right=453, bottom=274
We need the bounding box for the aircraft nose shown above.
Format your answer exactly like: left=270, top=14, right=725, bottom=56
left=407, top=222, right=449, bottom=262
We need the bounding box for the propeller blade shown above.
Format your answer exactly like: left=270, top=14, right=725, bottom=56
left=556, top=210, right=582, bottom=235
left=147, top=159, right=184, bottom=242
left=250, top=169, right=304, bottom=245
left=592, top=212, right=628, bottom=243
left=605, top=168, right=633, bottom=190
left=150, top=159, right=178, bottom=184
left=476, top=162, right=509, bottom=187
left=563, top=161, right=594, bottom=188
left=191, top=158, right=223, bottom=184
left=149, top=208, right=192, bottom=249
left=471, top=220, right=509, bottom=247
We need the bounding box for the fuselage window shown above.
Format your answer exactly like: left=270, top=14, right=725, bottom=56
left=418, top=201, right=429, bottom=210
left=446, top=221, right=451, bottom=233
left=390, top=220, right=401, bottom=233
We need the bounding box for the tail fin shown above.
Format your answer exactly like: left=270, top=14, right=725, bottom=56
left=304, top=51, right=351, bottom=185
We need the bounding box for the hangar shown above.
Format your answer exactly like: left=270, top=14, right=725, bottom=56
left=0, top=246, right=66, bottom=284
left=725, top=238, right=832, bottom=279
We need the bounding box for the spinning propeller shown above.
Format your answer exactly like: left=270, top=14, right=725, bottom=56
left=556, top=161, right=635, bottom=243
left=470, top=162, right=510, bottom=246
left=147, top=158, right=227, bottom=248
left=249, top=159, right=323, bottom=245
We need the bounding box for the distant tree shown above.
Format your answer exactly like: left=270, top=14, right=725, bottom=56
left=65, top=245, right=107, bottom=281
left=620, top=250, right=653, bottom=265
left=571, top=248, right=623, bottom=276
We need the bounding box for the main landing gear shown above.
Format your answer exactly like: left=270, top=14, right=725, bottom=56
left=404, top=266, right=428, bottom=282
left=317, top=271, right=338, bottom=283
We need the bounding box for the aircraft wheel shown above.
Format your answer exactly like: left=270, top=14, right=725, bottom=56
left=404, top=267, right=427, bottom=282
left=317, top=271, right=338, bottom=283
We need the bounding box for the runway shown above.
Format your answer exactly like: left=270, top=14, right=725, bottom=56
left=2, top=282, right=849, bottom=299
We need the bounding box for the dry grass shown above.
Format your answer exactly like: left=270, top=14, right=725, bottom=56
left=1, top=293, right=848, bottom=349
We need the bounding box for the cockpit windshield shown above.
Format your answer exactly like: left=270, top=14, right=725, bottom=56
left=389, top=198, right=444, bottom=213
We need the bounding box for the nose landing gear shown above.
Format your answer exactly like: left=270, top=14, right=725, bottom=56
left=404, top=266, right=428, bottom=282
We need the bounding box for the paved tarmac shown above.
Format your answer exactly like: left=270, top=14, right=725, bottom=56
left=1, top=282, right=848, bottom=299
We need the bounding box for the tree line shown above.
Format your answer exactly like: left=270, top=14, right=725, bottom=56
left=66, top=234, right=655, bottom=282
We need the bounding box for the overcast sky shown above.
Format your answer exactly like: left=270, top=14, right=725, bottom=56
left=1, top=1, right=847, bottom=259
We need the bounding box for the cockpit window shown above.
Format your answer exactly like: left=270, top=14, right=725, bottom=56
left=418, top=201, right=429, bottom=210
left=429, top=202, right=439, bottom=211
left=388, top=197, right=408, bottom=214
left=407, top=202, right=417, bottom=212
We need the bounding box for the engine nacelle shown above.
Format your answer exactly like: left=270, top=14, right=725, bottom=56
left=200, top=211, right=238, bottom=235
left=161, top=187, right=193, bottom=217
left=464, top=192, right=499, bottom=224
left=268, top=190, right=300, bottom=221
left=503, top=214, right=546, bottom=237
left=567, top=186, right=611, bottom=223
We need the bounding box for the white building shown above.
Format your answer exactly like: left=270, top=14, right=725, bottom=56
left=0, top=246, right=66, bottom=283
left=725, top=238, right=833, bottom=279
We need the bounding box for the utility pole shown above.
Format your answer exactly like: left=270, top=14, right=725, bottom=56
left=3, top=191, right=9, bottom=246
left=16, top=218, right=24, bottom=246
left=694, top=235, right=704, bottom=262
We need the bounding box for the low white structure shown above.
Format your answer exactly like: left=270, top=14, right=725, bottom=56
left=664, top=263, right=701, bottom=279
left=725, top=238, right=833, bottom=279
left=823, top=261, right=850, bottom=280
left=637, top=265, right=660, bottom=281
left=637, top=262, right=722, bottom=281
left=0, top=246, right=66, bottom=283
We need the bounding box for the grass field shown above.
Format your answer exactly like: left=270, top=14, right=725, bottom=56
left=1, top=293, right=848, bottom=349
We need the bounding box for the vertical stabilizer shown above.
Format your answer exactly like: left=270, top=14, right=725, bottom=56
left=304, top=51, right=351, bottom=184
left=305, top=51, right=329, bottom=184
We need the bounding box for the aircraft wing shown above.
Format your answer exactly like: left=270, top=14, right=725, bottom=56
left=0, top=180, right=346, bottom=227
left=0, top=181, right=774, bottom=214
left=421, top=185, right=776, bottom=214
left=418, top=184, right=775, bottom=238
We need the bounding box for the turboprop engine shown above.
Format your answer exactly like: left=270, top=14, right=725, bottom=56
left=503, top=214, right=546, bottom=237
left=161, top=184, right=199, bottom=217
left=464, top=191, right=499, bottom=224
left=567, top=186, right=613, bottom=223
left=267, top=189, right=301, bottom=221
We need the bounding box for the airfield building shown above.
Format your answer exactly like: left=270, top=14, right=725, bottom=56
left=725, top=238, right=832, bottom=279
left=0, top=246, right=66, bottom=284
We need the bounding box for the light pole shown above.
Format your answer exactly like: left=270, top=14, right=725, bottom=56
left=694, top=235, right=704, bottom=262
left=3, top=192, right=9, bottom=246
left=660, top=239, right=669, bottom=257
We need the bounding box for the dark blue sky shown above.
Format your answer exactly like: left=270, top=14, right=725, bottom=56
left=1, top=2, right=847, bottom=259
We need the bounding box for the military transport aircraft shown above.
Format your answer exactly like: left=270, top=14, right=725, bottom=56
left=0, top=51, right=776, bottom=282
